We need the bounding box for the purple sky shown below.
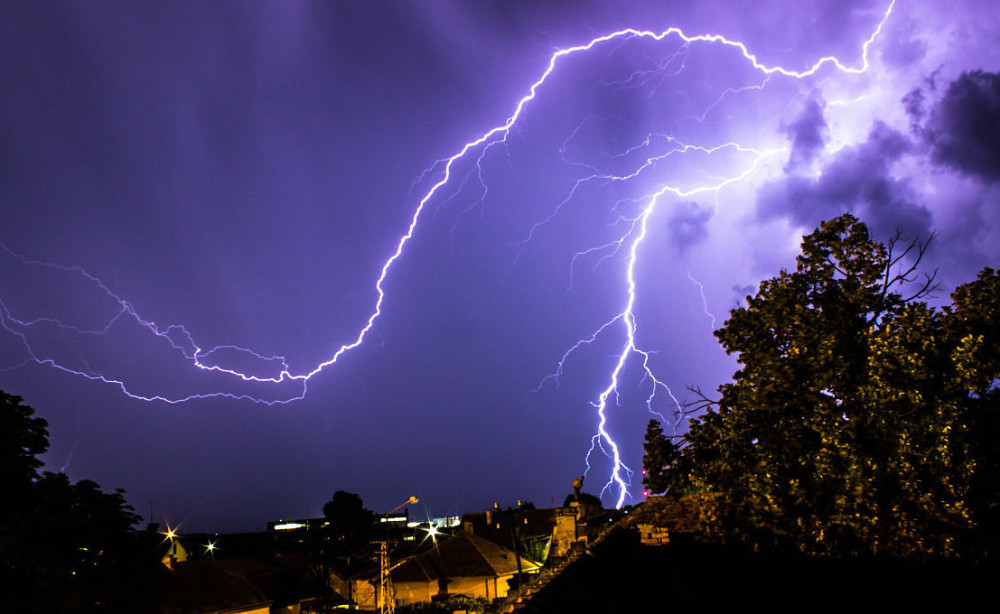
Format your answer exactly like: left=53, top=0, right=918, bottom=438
left=2, top=0, right=998, bottom=532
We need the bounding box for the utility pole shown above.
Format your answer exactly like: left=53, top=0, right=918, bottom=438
left=377, top=540, right=393, bottom=614
left=506, top=503, right=525, bottom=596
left=377, top=495, right=418, bottom=614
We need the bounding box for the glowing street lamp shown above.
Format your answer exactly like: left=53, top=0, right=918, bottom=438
left=386, top=495, right=419, bottom=516
left=160, top=523, right=179, bottom=543
left=378, top=495, right=418, bottom=614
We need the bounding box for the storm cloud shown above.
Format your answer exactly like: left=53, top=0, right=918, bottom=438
left=1, top=1, right=996, bottom=531
left=922, top=70, right=1000, bottom=183
left=758, top=121, right=930, bottom=241
left=783, top=95, right=829, bottom=172
left=667, top=201, right=713, bottom=255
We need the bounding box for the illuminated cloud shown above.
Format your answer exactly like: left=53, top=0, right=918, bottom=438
left=758, top=119, right=930, bottom=241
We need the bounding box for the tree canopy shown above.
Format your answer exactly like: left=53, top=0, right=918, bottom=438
left=641, top=419, right=684, bottom=496
left=0, top=393, right=49, bottom=504
left=673, top=214, right=1000, bottom=559
left=322, top=490, right=377, bottom=543
left=1, top=391, right=152, bottom=613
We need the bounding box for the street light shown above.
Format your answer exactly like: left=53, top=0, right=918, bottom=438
left=376, top=496, right=418, bottom=614
left=386, top=495, right=419, bottom=517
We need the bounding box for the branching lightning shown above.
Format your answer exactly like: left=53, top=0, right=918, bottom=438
left=0, top=1, right=896, bottom=506
left=687, top=270, right=718, bottom=330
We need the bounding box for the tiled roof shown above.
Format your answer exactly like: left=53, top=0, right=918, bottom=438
left=627, top=493, right=721, bottom=534
left=391, top=532, right=538, bottom=583
left=158, top=560, right=270, bottom=614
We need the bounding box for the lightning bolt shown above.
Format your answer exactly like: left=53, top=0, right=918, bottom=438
left=0, top=2, right=896, bottom=506
left=687, top=269, right=718, bottom=330
left=527, top=1, right=894, bottom=506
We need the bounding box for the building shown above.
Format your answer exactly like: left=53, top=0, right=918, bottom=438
left=461, top=499, right=604, bottom=560
left=349, top=532, right=540, bottom=610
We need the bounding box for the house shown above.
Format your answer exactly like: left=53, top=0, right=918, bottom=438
left=461, top=507, right=557, bottom=552
left=350, top=532, right=540, bottom=609
left=156, top=559, right=272, bottom=614
left=460, top=499, right=603, bottom=561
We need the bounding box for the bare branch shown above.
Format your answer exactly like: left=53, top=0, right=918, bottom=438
left=826, top=254, right=849, bottom=277
left=884, top=231, right=937, bottom=295
left=681, top=385, right=719, bottom=415
left=869, top=229, right=939, bottom=325
left=902, top=268, right=939, bottom=302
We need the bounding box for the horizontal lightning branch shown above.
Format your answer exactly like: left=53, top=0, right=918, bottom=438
left=0, top=1, right=896, bottom=506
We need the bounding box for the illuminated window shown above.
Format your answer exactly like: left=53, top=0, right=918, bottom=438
left=274, top=522, right=306, bottom=531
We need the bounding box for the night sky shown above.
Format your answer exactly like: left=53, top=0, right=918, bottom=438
left=2, top=0, right=998, bottom=532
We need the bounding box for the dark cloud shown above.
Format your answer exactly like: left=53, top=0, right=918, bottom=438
left=922, top=70, right=1000, bottom=183
left=759, top=121, right=930, bottom=240
left=667, top=201, right=712, bottom=254
left=928, top=190, right=995, bottom=280
left=783, top=96, right=829, bottom=171
left=902, top=87, right=925, bottom=130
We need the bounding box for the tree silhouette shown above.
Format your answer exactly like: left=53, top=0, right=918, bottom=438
left=641, top=419, right=683, bottom=496
left=0, top=391, right=152, bottom=613
left=682, top=214, right=1000, bottom=558
left=322, top=490, right=376, bottom=544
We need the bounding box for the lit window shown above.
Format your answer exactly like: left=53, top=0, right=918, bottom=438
left=274, top=522, right=306, bottom=531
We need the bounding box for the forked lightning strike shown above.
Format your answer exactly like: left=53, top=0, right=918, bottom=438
left=0, top=1, right=896, bottom=506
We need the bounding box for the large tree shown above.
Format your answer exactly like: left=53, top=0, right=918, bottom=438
left=0, top=393, right=49, bottom=508
left=322, top=490, right=376, bottom=544
left=682, top=214, right=1000, bottom=558
left=0, top=391, right=152, bottom=613
left=641, top=419, right=684, bottom=496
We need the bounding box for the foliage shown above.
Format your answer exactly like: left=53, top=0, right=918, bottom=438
left=0, top=390, right=153, bottom=613
left=681, top=214, right=1000, bottom=559
left=397, top=595, right=490, bottom=614
left=0, top=393, right=49, bottom=506
left=322, top=489, right=376, bottom=543
left=641, top=419, right=686, bottom=495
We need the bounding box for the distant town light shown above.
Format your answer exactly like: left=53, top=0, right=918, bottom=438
left=273, top=522, right=306, bottom=531
left=418, top=519, right=445, bottom=546
left=160, top=523, right=180, bottom=542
